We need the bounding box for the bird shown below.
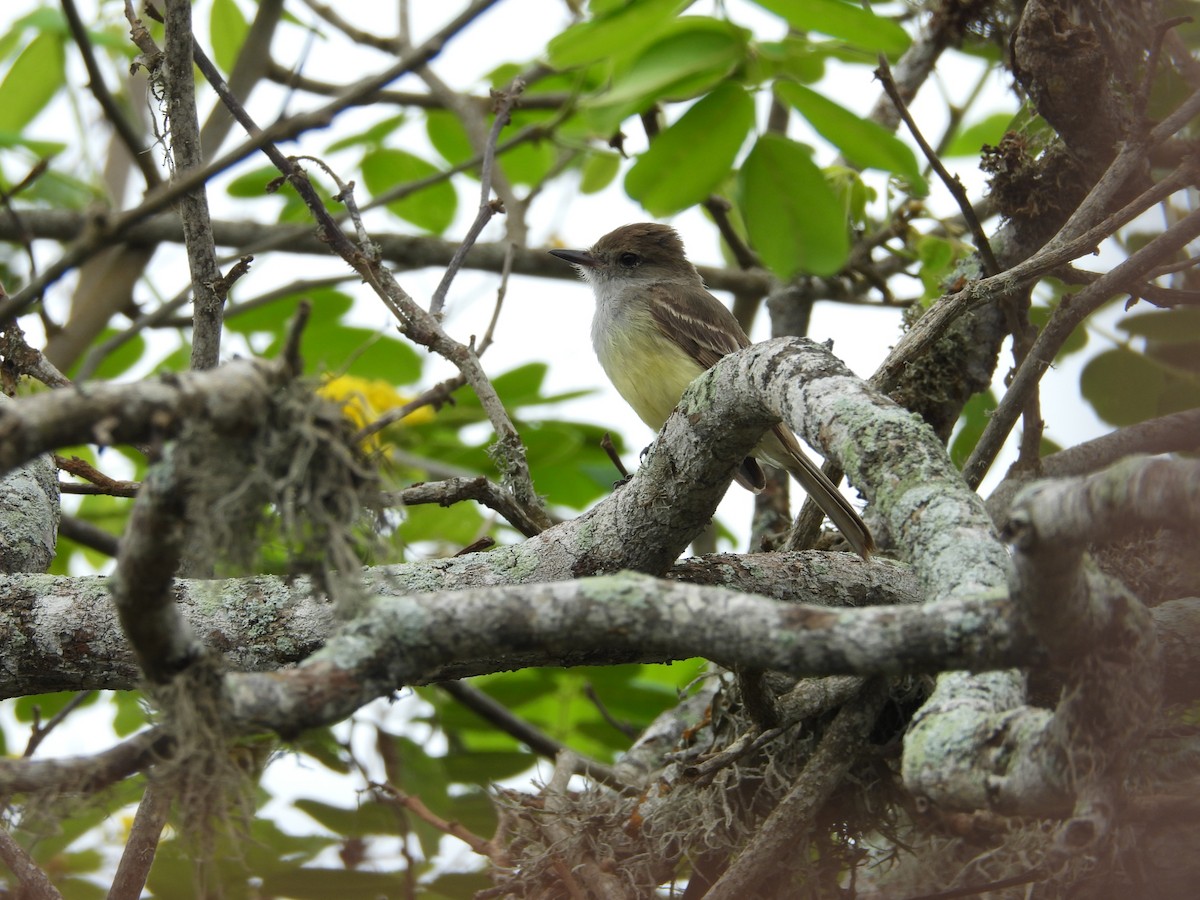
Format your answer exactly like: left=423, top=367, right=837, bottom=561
left=549, top=222, right=874, bottom=559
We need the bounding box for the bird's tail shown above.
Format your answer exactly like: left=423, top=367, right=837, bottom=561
left=766, top=426, right=875, bottom=559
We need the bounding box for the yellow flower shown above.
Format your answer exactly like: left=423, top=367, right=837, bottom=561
left=318, top=375, right=434, bottom=451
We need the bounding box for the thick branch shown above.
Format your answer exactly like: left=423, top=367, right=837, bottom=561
left=110, top=450, right=202, bottom=682
left=0, top=358, right=279, bottom=476
left=0, top=551, right=914, bottom=698
left=0, top=400, right=58, bottom=574
left=223, top=574, right=1031, bottom=736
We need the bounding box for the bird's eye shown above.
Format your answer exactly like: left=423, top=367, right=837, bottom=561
left=618, top=252, right=641, bottom=268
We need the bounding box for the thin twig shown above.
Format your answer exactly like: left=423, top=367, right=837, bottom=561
left=706, top=680, right=888, bottom=900
left=108, top=780, right=170, bottom=900
left=56, top=455, right=140, bottom=493
left=705, top=195, right=760, bottom=270
left=264, top=61, right=570, bottom=109
left=177, top=0, right=547, bottom=529
left=429, top=80, right=525, bottom=318
left=77, top=274, right=350, bottom=379
left=0, top=0, right=503, bottom=325
left=0, top=728, right=174, bottom=796
left=58, top=515, right=121, bottom=556
left=875, top=59, right=999, bottom=275
left=437, top=680, right=621, bottom=786
left=871, top=154, right=1200, bottom=394
left=23, top=692, right=96, bottom=758
left=0, top=317, right=71, bottom=387
left=0, top=827, right=63, bottom=899
left=0, top=160, right=47, bottom=286
left=583, top=683, right=638, bottom=739
left=681, top=726, right=784, bottom=780
left=299, top=0, right=401, bottom=52
left=62, top=0, right=161, bottom=188
left=599, top=432, right=630, bottom=480
left=384, top=477, right=549, bottom=538
left=963, top=206, right=1200, bottom=488
left=372, top=778, right=511, bottom=865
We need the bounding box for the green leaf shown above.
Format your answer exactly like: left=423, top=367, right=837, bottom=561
left=398, top=499, right=485, bottom=546
left=360, top=147, right=457, bottom=234
left=226, top=165, right=281, bottom=198
left=945, top=111, right=1014, bottom=157
left=226, top=287, right=354, bottom=336
left=0, top=31, right=65, bottom=133
left=498, top=131, right=558, bottom=187
left=112, top=690, right=148, bottom=737
left=325, top=113, right=406, bottom=152
left=755, top=37, right=826, bottom=84
left=25, top=777, right=143, bottom=860
left=271, top=323, right=423, bottom=384
left=445, top=790, right=498, bottom=839
left=625, top=83, right=754, bottom=215
left=1081, top=347, right=1165, bottom=426
left=442, top=750, right=535, bottom=783
left=288, top=727, right=351, bottom=774
left=547, top=0, right=689, bottom=68
left=775, top=81, right=926, bottom=190
left=0, top=129, right=65, bottom=155
left=260, top=868, right=424, bottom=900
left=13, top=690, right=98, bottom=723
left=7, top=165, right=96, bottom=209
left=751, top=0, right=911, bottom=57
left=949, top=389, right=996, bottom=467
left=525, top=421, right=621, bottom=509
left=580, top=151, right=622, bottom=193
left=58, top=849, right=104, bottom=875
left=479, top=362, right=548, bottom=408
left=210, top=0, right=249, bottom=74
left=50, top=877, right=106, bottom=900
left=1119, top=307, right=1200, bottom=343
left=915, top=234, right=956, bottom=298
left=295, top=798, right=403, bottom=837
left=737, top=133, right=849, bottom=278
left=1030, top=300, right=1088, bottom=358
left=67, top=330, right=146, bottom=381
left=1158, top=372, right=1200, bottom=416
left=423, top=871, right=495, bottom=900
left=425, top=108, right=474, bottom=168
left=0, top=10, right=69, bottom=62
left=591, top=18, right=748, bottom=114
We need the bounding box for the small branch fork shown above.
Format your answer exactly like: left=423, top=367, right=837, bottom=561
left=871, top=82, right=1200, bottom=404
left=430, top=81, right=526, bottom=319
left=1003, top=456, right=1188, bottom=854
left=159, top=2, right=548, bottom=532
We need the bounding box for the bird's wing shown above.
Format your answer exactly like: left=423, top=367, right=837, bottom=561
left=645, top=283, right=750, bottom=371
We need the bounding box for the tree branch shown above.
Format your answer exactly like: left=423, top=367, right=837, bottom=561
left=159, top=0, right=226, bottom=370
left=0, top=826, right=63, bottom=900
left=962, top=205, right=1200, bottom=488
left=108, top=779, right=170, bottom=900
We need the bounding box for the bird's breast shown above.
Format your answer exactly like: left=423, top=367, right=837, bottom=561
left=591, top=300, right=704, bottom=430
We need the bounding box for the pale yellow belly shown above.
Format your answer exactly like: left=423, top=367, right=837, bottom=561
left=596, top=322, right=704, bottom=431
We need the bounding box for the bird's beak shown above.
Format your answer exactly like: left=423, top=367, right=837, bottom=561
left=548, top=248, right=599, bottom=268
